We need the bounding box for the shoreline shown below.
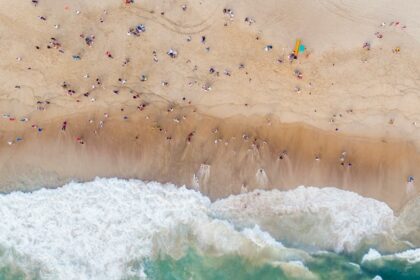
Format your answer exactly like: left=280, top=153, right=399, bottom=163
left=1, top=106, right=418, bottom=211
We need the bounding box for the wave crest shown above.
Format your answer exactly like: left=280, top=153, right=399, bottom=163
left=211, top=186, right=395, bottom=252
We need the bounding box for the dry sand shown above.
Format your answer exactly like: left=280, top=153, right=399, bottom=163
left=1, top=0, right=420, bottom=210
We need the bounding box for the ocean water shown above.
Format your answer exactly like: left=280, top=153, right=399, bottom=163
left=0, top=178, right=418, bottom=280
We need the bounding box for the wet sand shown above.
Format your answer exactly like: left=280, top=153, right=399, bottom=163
left=1, top=104, right=419, bottom=210
left=1, top=0, right=420, bottom=210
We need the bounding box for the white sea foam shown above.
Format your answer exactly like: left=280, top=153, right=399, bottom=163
left=0, top=178, right=408, bottom=279
left=395, top=248, right=420, bottom=263
left=0, top=178, right=210, bottom=279
left=211, top=186, right=395, bottom=252
left=0, top=178, right=306, bottom=280
left=362, top=249, right=382, bottom=263
left=363, top=248, right=420, bottom=264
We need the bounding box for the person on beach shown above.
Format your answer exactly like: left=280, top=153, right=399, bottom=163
left=408, top=176, right=414, bottom=183
left=62, top=121, right=67, bottom=131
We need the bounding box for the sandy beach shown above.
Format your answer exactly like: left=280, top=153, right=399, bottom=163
left=1, top=0, right=420, bottom=210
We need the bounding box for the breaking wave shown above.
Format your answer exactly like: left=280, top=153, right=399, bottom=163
left=0, top=178, right=418, bottom=279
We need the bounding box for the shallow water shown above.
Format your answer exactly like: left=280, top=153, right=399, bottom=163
left=0, top=178, right=418, bottom=280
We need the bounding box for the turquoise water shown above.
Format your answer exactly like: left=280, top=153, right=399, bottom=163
left=1, top=249, right=419, bottom=280
left=140, top=249, right=420, bottom=280
left=361, top=257, right=420, bottom=280
left=143, top=249, right=288, bottom=280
